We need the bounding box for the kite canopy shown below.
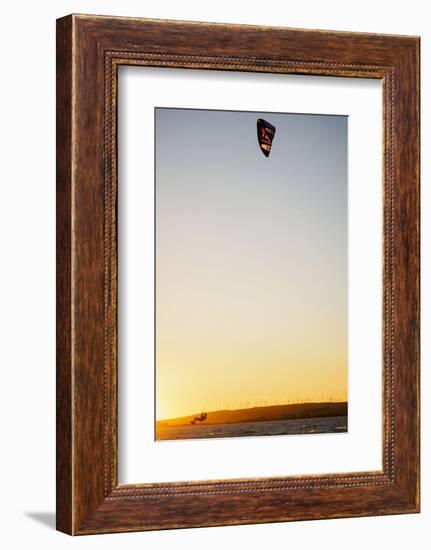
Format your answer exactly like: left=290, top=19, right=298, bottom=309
left=257, top=118, right=276, bottom=157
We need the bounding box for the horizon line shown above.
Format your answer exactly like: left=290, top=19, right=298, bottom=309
left=157, top=399, right=348, bottom=423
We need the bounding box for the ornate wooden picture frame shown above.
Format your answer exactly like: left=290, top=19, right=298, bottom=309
left=56, top=14, right=420, bottom=534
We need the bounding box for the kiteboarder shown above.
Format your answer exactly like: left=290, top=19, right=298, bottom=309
left=190, top=412, right=207, bottom=425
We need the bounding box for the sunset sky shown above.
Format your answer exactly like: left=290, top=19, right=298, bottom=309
left=155, top=108, right=348, bottom=421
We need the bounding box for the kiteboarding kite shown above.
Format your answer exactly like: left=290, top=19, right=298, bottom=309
left=257, top=118, right=276, bottom=157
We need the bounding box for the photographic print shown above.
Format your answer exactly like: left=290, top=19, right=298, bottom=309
left=155, top=107, right=348, bottom=441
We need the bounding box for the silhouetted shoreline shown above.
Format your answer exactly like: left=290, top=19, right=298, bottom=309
left=157, top=401, right=347, bottom=429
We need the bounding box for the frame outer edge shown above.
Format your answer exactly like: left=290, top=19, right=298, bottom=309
left=393, top=38, right=420, bottom=511
left=56, top=14, right=74, bottom=535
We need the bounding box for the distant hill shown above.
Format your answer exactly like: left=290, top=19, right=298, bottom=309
left=157, top=402, right=347, bottom=428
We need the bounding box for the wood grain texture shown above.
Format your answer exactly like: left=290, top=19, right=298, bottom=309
left=56, top=15, right=73, bottom=535
left=56, top=14, right=420, bottom=535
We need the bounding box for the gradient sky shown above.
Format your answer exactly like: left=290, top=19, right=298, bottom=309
left=155, top=108, right=347, bottom=421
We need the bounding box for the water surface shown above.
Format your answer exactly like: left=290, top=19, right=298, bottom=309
left=156, top=416, right=348, bottom=441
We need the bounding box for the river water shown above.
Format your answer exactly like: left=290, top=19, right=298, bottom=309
left=156, top=415, right=348, bottom=441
